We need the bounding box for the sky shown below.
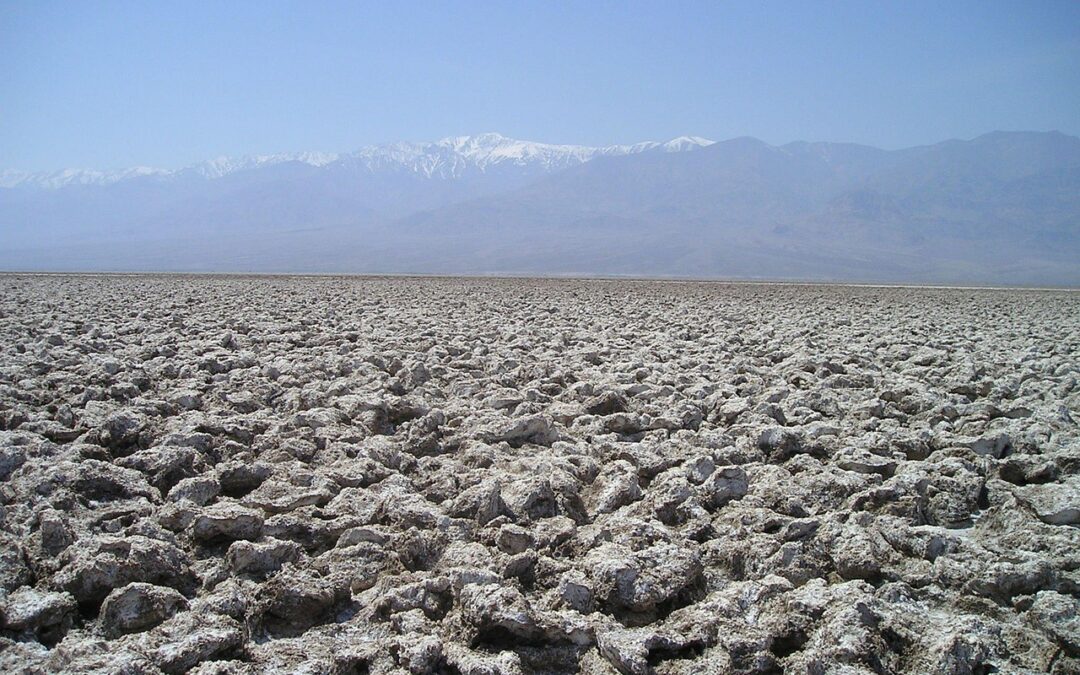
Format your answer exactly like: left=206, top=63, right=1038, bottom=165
left=2, top=0, right=1079, bottom=171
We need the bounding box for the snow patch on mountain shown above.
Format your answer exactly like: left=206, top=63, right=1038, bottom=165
left=0, top=166, right=170, bottom=190
left=187, top=152, right=341, bottom=179
left=660, top=136, right=715, bottom=152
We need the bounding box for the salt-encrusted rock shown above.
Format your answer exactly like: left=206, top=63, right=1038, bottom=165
left=834, top=447, right=898, bottom=477
left=0, top=533, right=32, bottom=592
left=0, top=587, right=77, bottom=640
left=757, top=426, right=804, bottom=461
left=597, top=624, right=723, bottom=675
left=215, top=461, right=271, bottom=497
left=959, top=432, right=1014, bottom=459
left=1017, top=479, right=1080, bottom=526
left=1027, top=590, right=1080, bottom=653
left=495, top=524, right=534, bottom=555
left=685, top=455, right=716, bottom=484
left=319, top=541, right=396, bottom=592
left=191, top=503, right=263, bottom=542
left=96, top=412, right=147, bottom=453
left=821, top=515, right=896, bottom=581
left=584, top=391, right=628, bottom=416
left=372, top=575, right=452, bottom=620
left=117, top=445, right=207, bottom=493
left=0, top=445, right=26, bottom=481
left=99, top=582, right=188, bottom=637
left=147, top=611, right=245, bottom=673
left=198, top=356, right=229, bottom=375
left=717, top=397, right=750, bottom=424
left=473, top=414, right=561, bottom=447
left=167, top=390, right=203, bottom=412
left=587, top=460, right=643, bottom=515
left=252, top=567, right=351, bottom=635
left=458, top=583, right=543, bottom=642
left=702, top=465, right=749, bottom=508
left=604, top=412, right=646, bottom=435
left=38, top=509, right=74, bottom=554
left=437, top=541, right=499, bottom=587
left=585, top=542, right=702, bottom=615
left=168, top=476, right=221, bottom=506
left=54, top=535, right=194, bottom=609
left=43, top=459, right=158, bottom=502
left=226, top=538, right=302, bottom=576
left=241, top=470, right=338, bottom=514
left=500, top=476, right=559, bottom=522
left=556, top=571, right=593, bottom=613
left=336, top=526, right=390, bottom=549
left=999, top=456, right=1059, bottom=484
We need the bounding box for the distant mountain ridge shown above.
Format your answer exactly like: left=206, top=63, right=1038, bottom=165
left=0, top=131, right=1077, bottom=286
left=0, top=133, right=715, bottom=189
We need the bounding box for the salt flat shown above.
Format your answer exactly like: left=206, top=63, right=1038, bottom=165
left=1, top=275, right=1078, bottom=673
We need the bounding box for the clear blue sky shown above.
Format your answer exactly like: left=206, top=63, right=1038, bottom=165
left=2, top=0, right=1078, bottom=171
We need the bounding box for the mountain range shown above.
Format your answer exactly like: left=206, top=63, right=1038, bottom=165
left=1, top=131, right=1077, bottom=285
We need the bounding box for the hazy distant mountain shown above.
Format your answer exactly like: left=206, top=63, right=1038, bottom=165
left=0, top=131, right=1077, bottom=285
left=0, top=133, right=714, bottom=253
left=0, top=133, right=714, bottom=189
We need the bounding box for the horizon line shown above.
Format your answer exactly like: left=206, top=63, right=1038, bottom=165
left=1, top=270, right=1076, bottom=292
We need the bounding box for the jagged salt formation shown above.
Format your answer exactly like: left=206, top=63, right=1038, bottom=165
left=0, top=276, right=1077, bottom=674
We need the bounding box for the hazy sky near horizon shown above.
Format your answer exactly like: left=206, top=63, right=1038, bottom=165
left=2, top=0, right=1078, bottom=171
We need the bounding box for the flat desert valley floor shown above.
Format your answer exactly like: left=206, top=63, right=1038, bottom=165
left=0, top=275, right=1078, bottom=674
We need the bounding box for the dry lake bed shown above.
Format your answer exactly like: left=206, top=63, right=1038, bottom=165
left=0, top=274, right=1078, bottom=674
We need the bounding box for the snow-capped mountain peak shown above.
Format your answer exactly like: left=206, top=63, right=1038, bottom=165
left=661, top=136, right=714, bottom=152
left=340, top=133, right=715, bottom=178
left=1, top=134, right=714, bottom=188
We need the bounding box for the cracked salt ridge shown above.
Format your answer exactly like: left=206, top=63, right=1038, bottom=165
left=0, top=275, right=1078, bottom=674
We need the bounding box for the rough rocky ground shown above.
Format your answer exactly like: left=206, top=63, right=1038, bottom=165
left=0, top=274, right=1078, bottom=674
